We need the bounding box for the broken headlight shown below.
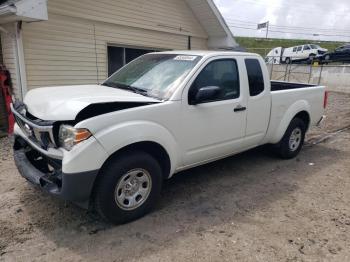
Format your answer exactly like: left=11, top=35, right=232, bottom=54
left=58, top=125, right=91, bottom=151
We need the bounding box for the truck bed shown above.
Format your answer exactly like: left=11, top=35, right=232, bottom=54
left=271, top=81, right=315, bottom=91
left=262, top=83, right=325, bottom=145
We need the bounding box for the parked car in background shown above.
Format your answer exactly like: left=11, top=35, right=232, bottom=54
left=282, top=44, right=327, bottom=64
left=322, top=44, right=350, bottom=63
left=11, top=51, right=327, bottom=224
left=266, top=45, right=328, bottom=64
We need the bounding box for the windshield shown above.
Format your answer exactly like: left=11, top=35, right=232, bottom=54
left=104, top=53, right=202, bottom=100
left=336, top=45, right=349, bottom=51
left=310, top=44, right=320, bottom=49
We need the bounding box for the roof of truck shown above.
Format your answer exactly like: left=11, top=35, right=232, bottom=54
left=155, top=50, right=261, bottom=58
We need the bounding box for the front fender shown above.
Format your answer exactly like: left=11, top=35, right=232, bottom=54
left=269, top=100, right=310, bottom=144
left=93, top=121, right=180, bottom=175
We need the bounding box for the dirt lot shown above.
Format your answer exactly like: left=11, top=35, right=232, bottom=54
left=1, top=92, right=350, bottom=262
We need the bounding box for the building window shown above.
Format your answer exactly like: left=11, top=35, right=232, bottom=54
left=107, top=46, right=156, bottom=76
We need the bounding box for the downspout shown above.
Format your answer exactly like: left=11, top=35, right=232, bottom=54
left=14, top=21, right=27, bottom=100
left=187, top=35, right=192, bottom=50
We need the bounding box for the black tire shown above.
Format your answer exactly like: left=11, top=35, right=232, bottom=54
left=275, top=118, right=306, bottom=159
left=94, top=151, right=162, bottom=224
left=285, top=57, right=291, bottom=64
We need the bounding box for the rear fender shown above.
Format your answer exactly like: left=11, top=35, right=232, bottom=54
left=270, top=100, right=310, bottom=144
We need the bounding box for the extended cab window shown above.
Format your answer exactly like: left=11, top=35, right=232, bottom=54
left=245, top=59, right=264, bottom=96
left=297, top=46, right=302, bottom=51
left=293, top=47, right=297, bottom=52
left=189, top=59, right=239, bottom=104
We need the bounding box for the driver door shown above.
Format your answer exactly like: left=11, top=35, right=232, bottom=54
left=180, top=57, right=247, bottom=166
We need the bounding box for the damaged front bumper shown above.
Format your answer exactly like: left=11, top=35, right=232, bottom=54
left=13, top=136, right=98, bottom=208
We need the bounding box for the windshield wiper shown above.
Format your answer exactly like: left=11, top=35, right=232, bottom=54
left=102, top=82, right=118, bottom=88
left=102, top=82, right=148, bottom=96
left=128, top=85, right=148, bottom=95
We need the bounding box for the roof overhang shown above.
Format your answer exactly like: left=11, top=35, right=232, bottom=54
left=0, top=0, right=237, bottom=50
left=0, top=0, right=47, bottom=24
left=185, top=0, right=238, bottom=50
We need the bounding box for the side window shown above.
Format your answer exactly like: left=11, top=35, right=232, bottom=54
left=189, top=59, right=240, bottom=103
left=335, top=46, right=343, bottom=52
left=245, top=59, right=265, bottom=96
left=297, top=46, right=302, bottom=51
left=303, top=45, right=311, bottom=50
left=293, top=47, right=297, bottom=52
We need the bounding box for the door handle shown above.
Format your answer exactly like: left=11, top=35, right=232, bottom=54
left=234, top=105, right=246, bottom=112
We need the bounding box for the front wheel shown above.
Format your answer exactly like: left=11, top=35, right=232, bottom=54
left=275, top=118, right=306, bottom=159
left=308, top=54, right=316, bottom=64
left=94, top=151, right=163, bottom=224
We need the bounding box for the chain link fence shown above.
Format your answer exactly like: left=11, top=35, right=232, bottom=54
left=267, top=63, right=323, bottom=84
left=243, top=49, right=350, bottom=92
left=267, top=60, right=350, bottom=93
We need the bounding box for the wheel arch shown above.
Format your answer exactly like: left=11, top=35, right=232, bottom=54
left=99, top=141, right=172, bottom=181
left=294, top=110, right=310, bottom=130
left=89, top=140, right=172, bottom=209
left=269, top=100, right=311, bottom=144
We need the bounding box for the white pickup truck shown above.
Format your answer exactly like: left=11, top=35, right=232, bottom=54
left=11, top=51, right=327, bottom=224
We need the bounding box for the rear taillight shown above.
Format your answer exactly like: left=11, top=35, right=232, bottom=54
left=323, top=91, right=328, bottom=109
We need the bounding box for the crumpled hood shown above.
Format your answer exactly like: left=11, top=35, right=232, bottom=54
left=24, top=84, right=160, bottom=121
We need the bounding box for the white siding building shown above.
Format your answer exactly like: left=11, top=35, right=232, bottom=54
left=0, top=0, right=237, bottom=100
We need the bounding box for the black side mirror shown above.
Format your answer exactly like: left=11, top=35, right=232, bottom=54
left=191, top=86, right=221, bottom=105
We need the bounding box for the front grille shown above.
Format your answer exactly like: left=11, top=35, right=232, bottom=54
left=11, top=103, right=56, bottom=149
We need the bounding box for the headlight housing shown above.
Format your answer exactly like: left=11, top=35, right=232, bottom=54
left=58, top=125, right=92, bottom=151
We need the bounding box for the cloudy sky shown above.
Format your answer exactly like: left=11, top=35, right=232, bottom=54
left=213, top=0, right=350, bottom=42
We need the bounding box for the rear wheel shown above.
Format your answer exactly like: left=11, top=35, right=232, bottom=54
left=275, top=118, right=306, bottom=159
left=94, top=151, right=162, bottom=224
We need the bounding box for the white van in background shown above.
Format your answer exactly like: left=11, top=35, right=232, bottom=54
left=266, top=44, right=328, bottom=64
left=265, top=47, right=283, bottom=64
left=281, top=44, right=327, bottom=64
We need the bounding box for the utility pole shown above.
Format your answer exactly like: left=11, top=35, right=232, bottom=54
left=265, top=21, right=269, bottom=39
left=257, top=21, right=269, bottom=39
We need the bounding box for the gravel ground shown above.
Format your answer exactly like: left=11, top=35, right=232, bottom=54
left=0, top=92, right=350, bottom=262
